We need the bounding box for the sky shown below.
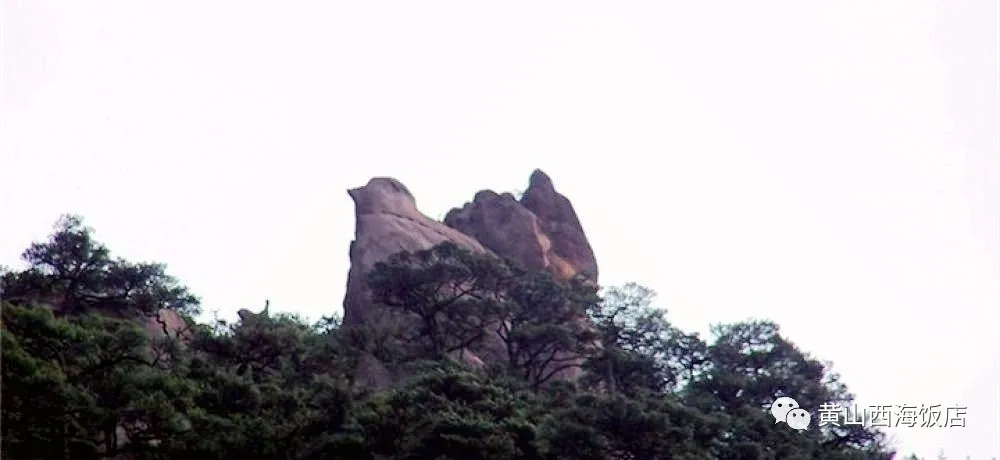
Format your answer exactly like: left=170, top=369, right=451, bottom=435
left=2, top=1, right=997, bottom=457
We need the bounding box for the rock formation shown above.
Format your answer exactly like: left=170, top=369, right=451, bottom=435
left=342, top=177, right=491, bottom=328
left=342, top=170, right=599, bottom=388
left=342, top=177, right=492, bottom=388
left=444, top=169, right=598, bottom=283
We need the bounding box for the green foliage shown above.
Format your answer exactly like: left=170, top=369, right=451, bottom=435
left=492, top=267, right=601, bottom=388
left=1, top=215, right=200, bottom=317
left=368, top=243, right=601, bottom=388
left=367, top=242, right=509, bottom=362
left=172, top=311, right=361, bottom=460
left=1, top=217, right=898, bottom=459
left=2, top=302, right=194, bottom=459
left=584, top=282, right=707, bottom=395
left=351, top=366, right=540, bottom=460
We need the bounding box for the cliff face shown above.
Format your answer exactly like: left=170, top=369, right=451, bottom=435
left=342, top=170, right=598, bottom=388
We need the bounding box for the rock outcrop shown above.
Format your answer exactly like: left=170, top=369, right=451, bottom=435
left=143, top=309, right=190, bottom=341
left=342, top=177, right=492, bottom=389
left=444, top=169, right=599, bottom=380
left=342, top=177, right=490, bottom=327
left=444, top=169, right=598, bottom=283
left=342, top=170, right=599, bottom=388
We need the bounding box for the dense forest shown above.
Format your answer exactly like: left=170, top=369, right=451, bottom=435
left=0, top=215, right=931, bottom=459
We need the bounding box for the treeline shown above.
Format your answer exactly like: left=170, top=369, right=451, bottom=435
left=1, top=216, right=898, bottom=459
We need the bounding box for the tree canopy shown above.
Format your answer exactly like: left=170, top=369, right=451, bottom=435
left=1, top=215, right=908, bottom=459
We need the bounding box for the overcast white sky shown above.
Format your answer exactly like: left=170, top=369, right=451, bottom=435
left=2, top=1, right=997, bottom=457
